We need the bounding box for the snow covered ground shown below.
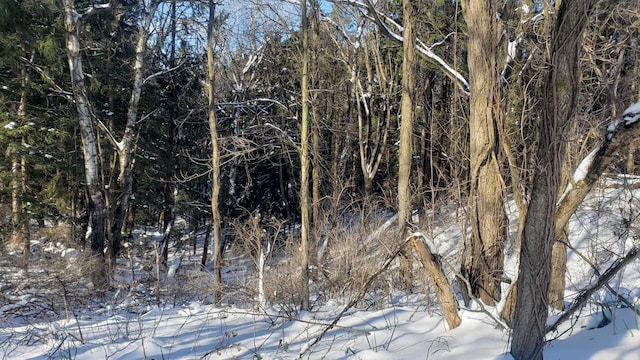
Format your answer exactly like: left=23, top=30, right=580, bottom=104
left=0, top=178, right=638, bottom=359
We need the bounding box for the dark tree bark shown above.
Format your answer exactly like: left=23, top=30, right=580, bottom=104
left=510, top=1, right=598, bottom=359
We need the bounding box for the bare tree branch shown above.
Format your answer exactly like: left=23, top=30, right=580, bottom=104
left=545, top=245, right=639, bottom=334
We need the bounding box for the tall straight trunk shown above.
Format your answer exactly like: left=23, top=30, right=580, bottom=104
left=62, top=0, right=106, bottom=260
left=11, top=62, right=29, bottom=264
left=110, top=0, right=158, bottom=259
left=397, top=0, right=416, bottom=290
left=310, top=1, right=320, bottom=271
left=510, top=1, right=597, bottom=359
left=312, top=111, right=320, bottom=264
left=299, top=0, right=311, bottom=311
left=206, top=0, right=223, bottom=304
left=460, top=0, right=507, bottom=306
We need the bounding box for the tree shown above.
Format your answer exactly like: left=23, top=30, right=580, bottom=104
left=62, top=0, right=161, bottom=269
left=206, top=0, right=223, bottom=304
left=510, top=1, right=598, bottom=358
left=396, top=0, right=416, bottom=290
left=108, top=0, right=159, bottom=260
left=299, top=0, right=311, bottom=311
left=460, top=0, right=508, bottom=306
left=62, top=0, right=108, bottom=265
left=548, top=0, right=640, bottom=309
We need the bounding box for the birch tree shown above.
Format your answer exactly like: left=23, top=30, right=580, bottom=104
left=62, top=0, right=159, bottom=267
left=108, top=0, right=159, bottom=259
left=62, top=0, right=108, bottom=264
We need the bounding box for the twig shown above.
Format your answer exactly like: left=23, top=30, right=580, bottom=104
left=298, top=236, right=412, bottom=358
left=561, top=240, right=640, bottom=317
left=454, top=272, right=509, bottom=331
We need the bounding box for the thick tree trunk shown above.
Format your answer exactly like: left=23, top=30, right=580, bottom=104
left=461, top=0, right=508, bottom=306
left=207, top=0, right=223, bottom=304
left=510, top=1, right=597, bottom=359
left=62, top=0, right=106, bottom=261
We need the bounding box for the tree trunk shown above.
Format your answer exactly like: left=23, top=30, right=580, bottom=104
left=206, top=0, right=223, bottom=304
left=109, top=0, right=158, bottom=260
left=11, top=63, right=29, bottom=266
left=62, top=0, right=106, bottom=262
left=310, top=1, right=320, bottom=274
left=510, top=1, right=597, bottom=359
left=397, top=0, right=416, bottom=291
left=356, top=38, right=391, bottom=199
left=410, top=235, right=461, bottom=329
left=461, top=0, right=508, bottom=306
left=299, top=0, right=311, bottom=311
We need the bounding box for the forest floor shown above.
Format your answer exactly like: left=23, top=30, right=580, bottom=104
left=0, top=177, right=639, bottom=359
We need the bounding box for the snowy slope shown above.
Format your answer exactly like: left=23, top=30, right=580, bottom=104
left=0, top=179, right=638, bottom=359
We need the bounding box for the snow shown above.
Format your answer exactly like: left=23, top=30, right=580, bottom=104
left=607, top=101, right=640, bottom=138
left=0, top=182, right=639, bottom=359
left=5, top=304, right=636, bottom=359
left=3, top=121, right=16, bottom=130
left=573, top=145, right=601, bottom=183
left=622, top=101, right=640, bottom=126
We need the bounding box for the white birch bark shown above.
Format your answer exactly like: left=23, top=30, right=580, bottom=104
left=109, top=0, right=159, bottom=259
left=62, top=0, right=106, bottom=256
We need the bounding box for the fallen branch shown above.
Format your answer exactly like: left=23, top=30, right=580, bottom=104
left=410, top=233, right=461, bottom=329
left=545, top=245, right=639, bottom=334
left=561, top=240, right=640, bottom=317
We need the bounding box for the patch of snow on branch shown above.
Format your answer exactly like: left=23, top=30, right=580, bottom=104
left=607, top=101, right=640, bottom=139
left=622, top=101, right=640, bottom=126
left=412, top=231, right=438, bottom=255
left=573, top=145, right=601, bottom=183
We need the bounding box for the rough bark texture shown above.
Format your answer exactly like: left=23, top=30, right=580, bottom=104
left=461, top=0, right=507, bottom=306
left=299, top=0, right=311, bottom=311
left=548, top=235, right=568, bottom=310
left=63, top=0, right=106, bottom=258
left=510, top=1, right=597, bottom=359
left=397, top=0, right=416, bottom=290
left=206, top=0, right=223, bottom=304
left=410, top=236, right=461, bottom=329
